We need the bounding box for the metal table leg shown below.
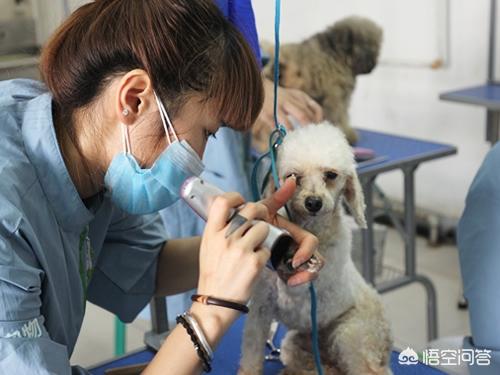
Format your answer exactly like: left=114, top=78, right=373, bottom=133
left=144, top=296, right=170, bottom=351
left=361, top=175, right=377, bottom=285
left=403, top=166, right=417, bottom=277
left=403, top=166, right=438, bottom=341
left=360, top=167, right=439, bottom=341
left=415, top=275, right=439, bottom=341
left=486, top=110, right=500, bottom=145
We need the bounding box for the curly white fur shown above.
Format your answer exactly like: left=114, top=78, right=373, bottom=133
left=239, top=123, right=393, bottom=375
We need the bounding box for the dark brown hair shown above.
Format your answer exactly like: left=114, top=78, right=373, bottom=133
left=40, top=0, right=263, bottom=131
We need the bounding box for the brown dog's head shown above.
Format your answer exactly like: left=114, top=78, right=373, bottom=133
left=262, top=16, right=382, bottom=91
left=317, top=16, right=383, bottom=75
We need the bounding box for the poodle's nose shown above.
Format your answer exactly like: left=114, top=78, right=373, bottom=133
left=305, top=196, right=323, bottom=213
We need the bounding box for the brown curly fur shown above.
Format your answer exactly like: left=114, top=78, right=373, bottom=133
left=255, top=16, right=383, bottom=149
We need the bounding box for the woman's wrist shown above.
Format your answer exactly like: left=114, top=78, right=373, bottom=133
left=188, top=302, right=239, bottom=349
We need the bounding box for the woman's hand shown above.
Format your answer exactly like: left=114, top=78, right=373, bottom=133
left=259, top=77, right=323, bottom=131
left=259, top=177, right=324, bottom=287
left=197, top=176, right=323, bottom=317
left=198, top=195, right=271, bottom=307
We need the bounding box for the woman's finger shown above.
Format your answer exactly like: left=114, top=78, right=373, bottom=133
left=277, top=106, right=294, bottom=130
left=253, top=245, right=271, bottom=269
left=287, top=268, right=319, bottom=287
left=238, top=221, right=270, bottom=250
left=225, top=203, right=269, bottom=238
left=306, top=97, right=324, bottom=122
left=206, top=192, right=246, bottom=232
left=282, top=94, right=315, bottom=125
left=275, top=215, right=320, bottom=268
left=259, top=177, right=296, bottom=217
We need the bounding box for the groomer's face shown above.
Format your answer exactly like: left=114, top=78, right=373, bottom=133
left=129, top=96, right=222, bottom=168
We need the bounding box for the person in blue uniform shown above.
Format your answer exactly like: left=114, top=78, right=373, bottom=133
left=458, top=144, right=500, bottom=375
left=0, top=1, right=320, bottom=374
left=161, top=0, right=324, bottom=321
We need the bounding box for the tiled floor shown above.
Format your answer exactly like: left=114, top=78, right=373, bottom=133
left=71, top=228, right=471, bottom=372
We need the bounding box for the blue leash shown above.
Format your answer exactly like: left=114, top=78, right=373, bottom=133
left=250, top=1, right=324, bottom=374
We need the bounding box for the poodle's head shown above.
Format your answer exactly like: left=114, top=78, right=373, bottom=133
left=277, top=122, right=366, bottom=228
left=318, top=16, right=383, bottom=75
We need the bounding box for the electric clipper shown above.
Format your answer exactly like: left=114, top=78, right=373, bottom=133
left=180, top=176, right=321, bottom=282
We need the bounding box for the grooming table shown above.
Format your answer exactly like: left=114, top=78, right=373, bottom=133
left=90, top=316, right=446, bottom=375
left=440, top=84, right=500, bottom=145
left=439, top=0, right=500, bottom=145
left=355, top=129, right=457, bottom=342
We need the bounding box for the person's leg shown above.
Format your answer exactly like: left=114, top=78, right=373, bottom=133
left=458, top=144, right=500, bottom=374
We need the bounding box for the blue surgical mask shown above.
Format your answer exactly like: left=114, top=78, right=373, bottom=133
left=104, top=92, right=205, bottom=214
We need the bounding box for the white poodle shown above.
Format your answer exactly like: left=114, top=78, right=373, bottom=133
left=239, top=123, right=393, bottom=375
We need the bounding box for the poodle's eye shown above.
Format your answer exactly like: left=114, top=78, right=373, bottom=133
left=324, top=171, right=338, bottom=181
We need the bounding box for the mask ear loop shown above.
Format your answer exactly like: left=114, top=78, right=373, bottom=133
left=122, top=124, right=132, bottom=154
left=154, top=91, right=179, bottom=144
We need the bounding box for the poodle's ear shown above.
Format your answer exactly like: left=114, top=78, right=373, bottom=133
left=344, top=172, right=367, bottom=228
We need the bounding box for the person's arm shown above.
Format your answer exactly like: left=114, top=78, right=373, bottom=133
left=146, top=178, right=321, bottom=375
left=260, top=77, right=324, bottom=130
left=155, top=237, right=201, bottom=296
left=155, top=178, right=321, bottom=298
left=144, top=303, right=237, bottom=374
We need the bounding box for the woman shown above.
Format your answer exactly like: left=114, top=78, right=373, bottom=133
left=0, top=1, right=319, bottom=374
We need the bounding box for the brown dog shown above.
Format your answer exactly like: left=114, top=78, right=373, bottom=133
left=255, top=16, right=383, bottom=149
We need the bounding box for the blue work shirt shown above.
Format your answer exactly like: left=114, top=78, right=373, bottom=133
left=0, top=79, right=167, bottom=374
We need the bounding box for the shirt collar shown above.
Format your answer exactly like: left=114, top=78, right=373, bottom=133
left=22, top=92, right=94, bottom=232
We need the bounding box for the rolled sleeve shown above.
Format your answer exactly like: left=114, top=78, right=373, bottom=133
left=87, top=212, right=167, bottom=323
left=216, top=0, right=262, bottom=65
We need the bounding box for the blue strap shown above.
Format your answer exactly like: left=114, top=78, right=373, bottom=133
left=310, top=282, right=324, bottom=375
left=273, top=0, right=281, bottom=128
left=250, top=3, right=323, bottom=372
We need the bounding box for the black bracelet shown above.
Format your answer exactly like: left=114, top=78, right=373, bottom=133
left=176, top=314, right=212, bottom=372
left=191, top=294, right=249, bottom=314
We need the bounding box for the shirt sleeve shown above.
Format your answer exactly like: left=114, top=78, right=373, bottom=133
left=0, top=230, right=75, bottom=374
left=216, top=0, right=262, bottom=66
left=87, top=211, right=167, bottom=323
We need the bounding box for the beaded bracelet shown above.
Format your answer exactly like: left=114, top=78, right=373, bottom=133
left=176, top=313, right=212, bottom=372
